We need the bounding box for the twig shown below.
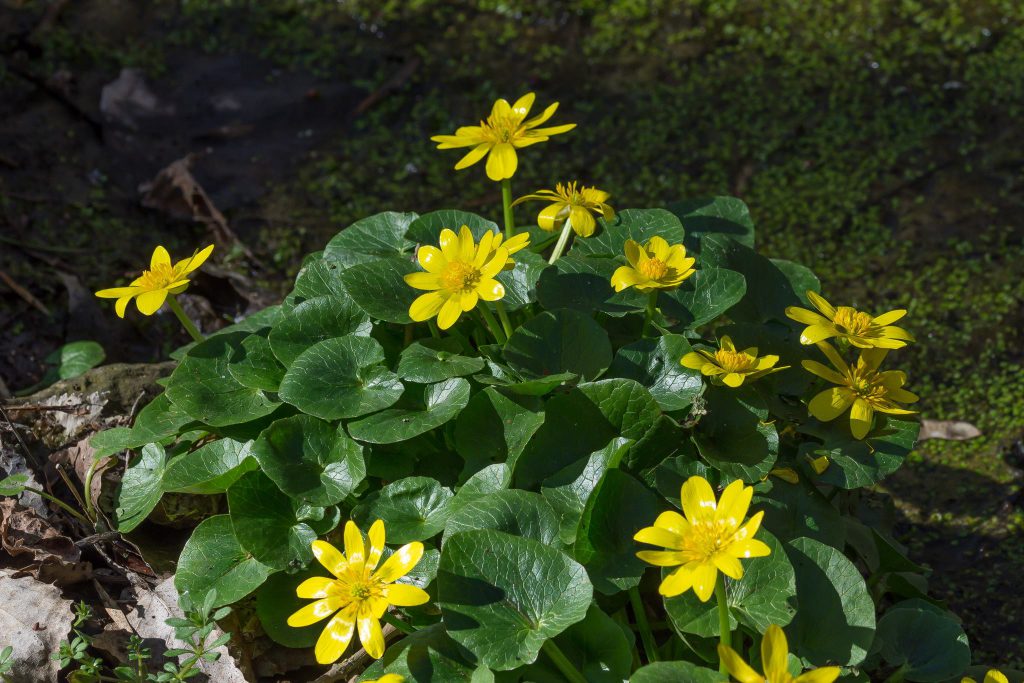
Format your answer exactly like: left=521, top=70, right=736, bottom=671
left=0, top=269, right=50, bottom=315
left=3, top=62, right=103, bottom=138
left=0, top=403, right=44, bottom=470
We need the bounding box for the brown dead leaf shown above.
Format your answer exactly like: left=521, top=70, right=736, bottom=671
left=919, top=419, right=982, bottom=441
left=0, top=498, right=92, bottom=585
left=49, top=438, right=118, bottom=519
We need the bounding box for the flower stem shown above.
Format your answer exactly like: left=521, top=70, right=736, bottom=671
left=381, top=611, right=415, bottom=635
left=23, top=486, right=92, bottom=526
left=642, top=291, right=658, bottom=337
left=427, top=320, right=442, bottom=339
left=477, top=306, right=507, bottom=344
left=541, top=639, right=587, bottom=683
left=495, top=301, right=514, bottom=339
left=629, top=586, right=659, bottom=663
left=501, top=178, right=515, bottom=238
left=167, top=296, right=203, bottom=343
left=548, top=217, right=573, bottom=264
left=82, top=458, right=100, bottom=522
left=715, top=573, right=731, bottom=674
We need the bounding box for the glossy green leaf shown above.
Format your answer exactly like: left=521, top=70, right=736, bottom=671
left=661, top=267, right=747, bottom=329
left=255, top=568, right=324, bottom=648
left=667, top=195, right=755, bottom=250
left=0, top=474, right=29, bottom=496
left=876, top=605, right=970, bottom=682
left=162, top=438, right=258, bottom=494
left=278, top=335, right=404, bottom=420
left=542, top=438, right=631, bottom=544
left=535, top=255, right=646, bottom=315
left=406, top=209, right=498, bottom=245
left=804, top=440, right=906, bottom=490
left=630, top=661, right=724, bottom=683
left=454, top=388, right=544, bottom=476
left=443, top=489, right=560, bottom=546
left=115, top=443, right=166, bottom=532
left=268, top=295, right=371, bottom=367
left=339, top=257, right=420, bottom=324
left=438, top=529, right=592, bottom=670
left=130, top=393, right=197, bottom=447
left=495, top=249, right=549, bottom=311
left=756, top=478, right=845, bottom=547
left=699, top=233, right=806, bottom=323
left=516, top=604, right=634, bottom=683
left=251, top=414, right=365, bottom=506
left=175, top=515, right=273, bottom=607
left=771, top=258, right=820, bottom=305
left=607, top=334, right=703, bottom=411
left=323, top=211, right=417, bottom=267
left=784, top=536, right=876, bottom=666
left=397, top=338, right=485, bottom=383
left=570, top=208, right=686, bottom=259
left=504, top=309, right=612, bottom=381
left=46, top=340, right=105, bottom=379
left=165, top=332, right=280, bottom=427
left=692, top=386, right=778, bottom=481
left=347, top=378, right=471, bottom=444
left=353, top=476, right=454, bottom=543
left=284, top=257, right=347, bottom=308
left=227, top=331, right=285, bottom=392
left=358, top=623, right=478, bottom=682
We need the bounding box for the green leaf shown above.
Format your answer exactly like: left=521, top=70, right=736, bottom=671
left=88, top=427, right=136, bottom=458
left=339, top=257, right=420, bottom=324
left=162, top=438, right=258, bottom=494
left=495, top=250, right=549, bottom=311
left=114, top=443, right=166, bottom=532
left=165, top=332, right=280, bottom=427
left=570, top=208, right=686, bottom=259
left=0, top=473, right=29, bottom=496
left=665, top=531, right=795, bottom=637
left=876, top=606, right=970, bottom=682
left=46, top=340, right=105, bottom=379
left=324, top=211, right=417, bottom=267
left=348, top=378, right=471, bottom=444
left=667, top=196, right=755, bottom=250
left=454, top=388, right=544, bottom=476
left=268, top=295, right=372, bottom=367
left=608, top=334, right=703, bottom=412
left=278, top=336, right=404, bottom=420
left=771, top=258, right=820, bottom=305
left=575, top=469, right=664, bottom=593
left=228, top=471, right=331, bottom=570
left=255, top=569, right=323, bottom=647
left=631, top=661, right=724, bottom=682
left=443, top=489, right=561, bottom=546
left=438, top=529, right=593, bottom=670
left=756, top=478, right=845, bottom=547
left=130, top=393, right=196, bottom=447
left=227, top=331, right=285, bottom=392
left=661, top=267, right=747, bottom=329
left=251, top=415, right=365, bottom=506
left=542, top=438, right=632, bottom=544
left=516, top=604, right=634, bottom=683
left=358, top=623, right=478, bottom=682
left=406, top=209, right=498, bottom=245
left=699, top=233, right=805, bottom=323
left=175, top=515, right=273, bottom=607
left=803, top=440, right=906, bottom=490
left=692, top=386, right=778, bottom=481
left=285, top=256, right=348, bottom=307
left=535, top=255, right=646, bottom=315
left=784, top=536, right=875, bottom=666
left=504, top=310, right=612, bottom=381
left=353, top=476, right=454, bottom=543
left=398, top=338, right=485, bottom=383
left=450, top=464, right=512, bottom=512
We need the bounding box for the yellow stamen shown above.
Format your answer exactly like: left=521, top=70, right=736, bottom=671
left=833, top=306, right=873, bottom=336
left=639, top=258, right=668, bottom=280
left=441, top=262, right=481, bottom=292
left=714, top=350, right=756, bottom=372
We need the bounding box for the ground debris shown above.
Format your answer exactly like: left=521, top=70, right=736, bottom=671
left=919, top=419, right=982, bottom=442
left=0, top=498, right=92, bottom=585
left=0, top=568, right=75, bottom=683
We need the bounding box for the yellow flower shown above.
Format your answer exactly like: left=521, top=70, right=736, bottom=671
left=95, top=244, right=214, bottom=317
left=405, top=226, right=511, bottom=330
left=681, top=336, right=788, bottom=388
left=963, top=670, right=1009, bottom=683
left=635, top=476, right=770, bottom=602
left=287, top=521, right=429, bottom=665
left=802, top=343, right=918, bottom=440
left=611, top=236, right=695, bottom=292
left=512, top=181, right=614, bottom=237
left=430, top=93, right=575, bottom=181
left=488, top=231, right=531, bottom=270
left=364, top=676, right=405, bottom=683
left=718, top=624, right=840, bottom=683
left=786, top=291, right=914, bottom=349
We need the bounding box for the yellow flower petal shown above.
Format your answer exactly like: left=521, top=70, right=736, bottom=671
left=801, top=360, right=846, bottom=385
left=529, top=123, right=576, bottom=137
left=611, top=266, right=643, bottom=292
left=805, top=290, right=836, bottom=318
left=115, top=296, right=132, bottom=318
left=459, top=291, right=479, bottom=312
left=690, top=562, right=718, bottom=602
left=296, top=576, right=336, bottom=599
left=511, top=92, right=535, bottom=117
left=404, top=272, right=443, bottom=290
left=849, top=398, right=874, bottom=440
left=712, top=553, right=744, bottom=580
left=761, top=625, right=790, bottom=682
left=288, top=596, right=343, bottom=627
left=786, top=306, right=829, bottom=326
left=382, top=583, right=430, bottom=607
left=569, top=205, right=596, bottom=237
left=314, top=605, right=357, bottom=664
left=728, top=538, right=772, bottom=559
left=150, top=245, right=171, bottom=270
left=871, top=309, right=907, bottom=326
left=436, top=296, right=462, bottom=330
left=716, top=480, right=753, bottom=529
left=658, top=564, right=694, bottom=597
left=312, top=540, right=348, bottom=578
left=409, top=292, right=447, bottom=322
left=652, top=510, right=690, bottom=535
left=523, top=101, right=558, bottom=128
left=454, top=142, right=492, bottom=170
left=537, top=202, right=566, bottom=231
left=722, top=372, right=746, bottom=388
left=179, top=244, right=214, bottom=275
left=680, top=476, right=717, bottom=523
left=417, top=245, right=446, bottom=273
left=808, top=387, right=855, bottom=422
left=794, top=667, right=842, bottom=683
left=95, top=286, right=140, bottom=299
left=800, top=324, right=839, bottom=345
left=634, top=526, right=684, bottom=550
left=367, top=519, right=386, bottom=570
left=375, top=542, right=424, bottom=583
left=135, top=289, right=168, bottom=315
left=476, top=278, right=505, bottom=301
left=680, top=352, right=707, bottom=370
left=344, top=520, right=366, bottom=572
left=637, top=550, right=686, bottom=567
left=485, top=143, right=517, bottom=181
left=717, top=644, right=765, bottom=683
left=438, top=228, right=459, bottom=260
left=358, top=611, right=385, bottom=660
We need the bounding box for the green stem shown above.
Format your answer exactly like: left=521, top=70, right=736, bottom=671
left=23, top=486, right=91, bottom=526
left=541, top=639, right=587, bottom=683
left=427, top=319, right=442, bottom=339
left=382, top=611, right=416, bottom=635
left=548, top=217, right=574, bottom=264
left=495, top=301, right=514, bottom=339
left=642, top=291, right=658, bottom=337
left=501, top=178, right=515, bottom=238
left=477, top=306, right=507, bottom=344
left=167, top=296, right=203, bottom=343
left=629, top=587, right=659, bottom=663
left=82, top=459, right=100, bottom=522
left=715, top=573, right=731, bottom=674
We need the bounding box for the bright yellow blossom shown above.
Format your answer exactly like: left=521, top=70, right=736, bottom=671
left=963, top=670, right=1009, bottom=683
left=681, top=336, right=788, bottom=388
left=802, top=343, right=918, bottom=440
left=404, top=226, right=509, bottom=330
left=786, top=290, right=914, bottom=349
left=364, top=676, right=405, bottom=683
left=488, top=231, right=531, bottom=269
left=611, top=236, right=695, bottom=292
left=430, top=93, right=575, bottom=181
left=512, top=181, right=614, bottom=237
left=287, top=521, right=429, bottom=665
left=718, top=624, right=840, bottom=683
left=95, top=244, right=213, bottom=317
left=635, top=476, right=770, bottom=602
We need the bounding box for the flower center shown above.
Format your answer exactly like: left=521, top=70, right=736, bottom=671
left=684, top=519, right=733, bottom=561
left=639, top=258, right=669, bottom=280
left=833, top=306, right=873, bottom=335
left=715, top=349, right=756, bottom=372
left=349, top=580, right=377, bottom=602
left=851, top=370, right=886, bottom=402
left=484, top=114, right=522, bottom=143
left=441, top=261, right=481, bottom=292
left=137, top=264, right=177, bottom=289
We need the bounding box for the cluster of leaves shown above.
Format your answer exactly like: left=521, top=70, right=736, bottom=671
left=90, top=196, right=984, bottom=680
left=50, top=593, right=230, bottom=682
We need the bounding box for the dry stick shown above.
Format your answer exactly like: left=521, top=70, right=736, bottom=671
left=0, top=269, right=51, bottom=315
left=0, top=403, right=44, bottom=470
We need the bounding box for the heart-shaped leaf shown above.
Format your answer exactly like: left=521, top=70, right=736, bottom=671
left=175, top=515, right=273, bottom=607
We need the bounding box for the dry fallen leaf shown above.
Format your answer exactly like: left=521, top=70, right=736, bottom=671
left=919, top=419, right=982, bottom=441
left=0, top=498, right=92, bottom=585
left=0, top=568, right=75, bottom=683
